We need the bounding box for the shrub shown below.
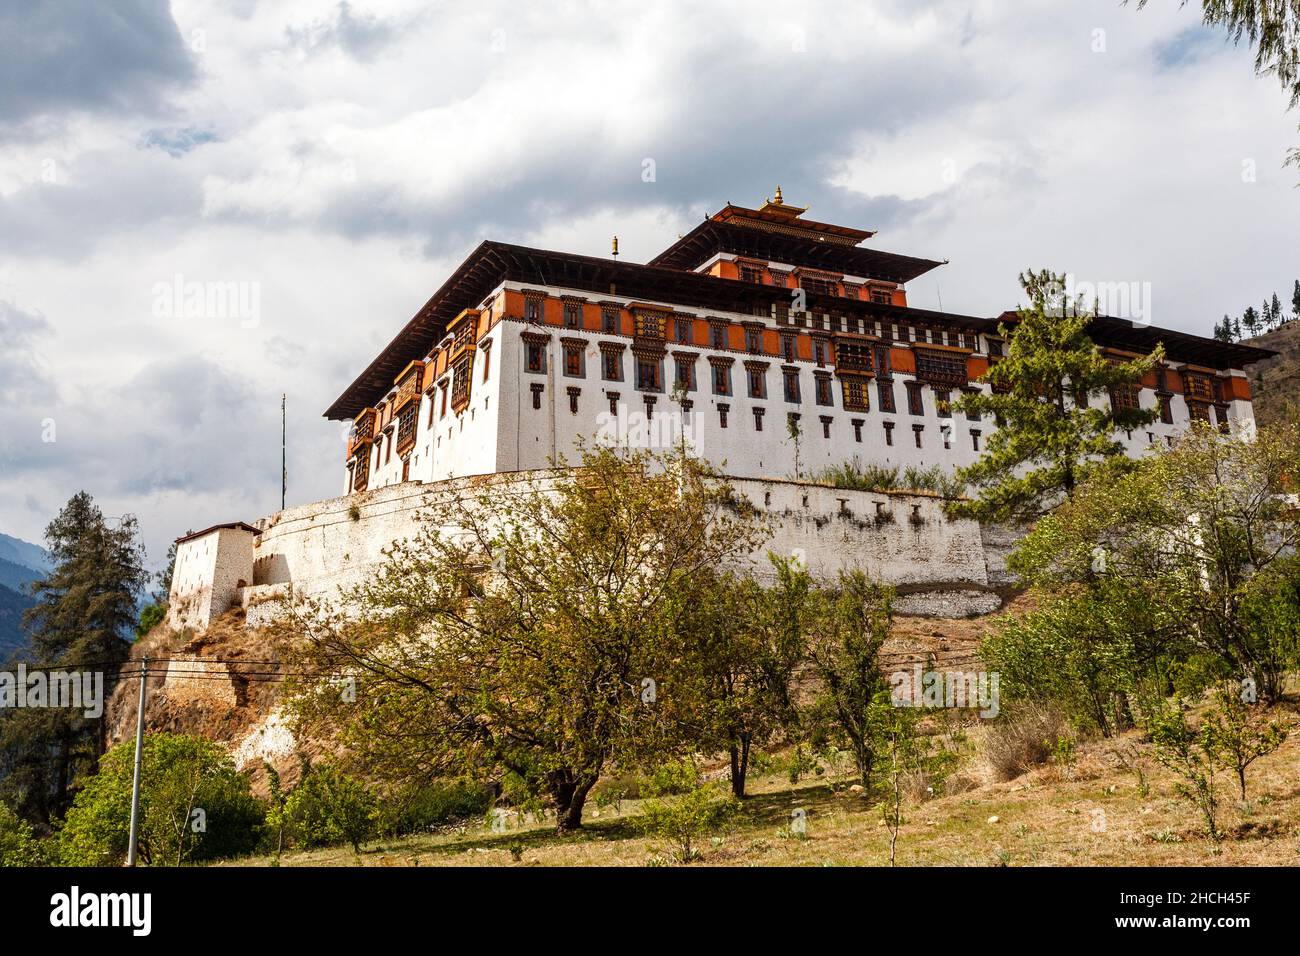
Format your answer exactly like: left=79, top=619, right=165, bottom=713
left=982, top=704, right=1074, bottom=782
left=135, top=603, right=167, bottom=640
left=813, top=459, right=900, bottom=493
left=1146, top=700, right=1221, bottom=841
left=0, top=802, right=48, bottom=866
left=376, top=779, right=494, bottom=836
left=284, top=764, right=378, bottom=853
left=60, top=733, right=264, bottom=866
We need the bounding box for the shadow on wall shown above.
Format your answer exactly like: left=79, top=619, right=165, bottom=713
left=253, top=553, right=291, bottom=587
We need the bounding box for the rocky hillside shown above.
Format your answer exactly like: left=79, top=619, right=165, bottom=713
left=1244, top=321, right=1300, bottom=427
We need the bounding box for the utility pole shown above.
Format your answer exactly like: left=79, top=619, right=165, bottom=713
left=281, top=393, right=287, bottom=511
left=126, top=656, right=148, bottom=867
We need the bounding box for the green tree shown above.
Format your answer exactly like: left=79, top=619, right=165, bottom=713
left=1012, top=423, right=1300, bottom=702
left=636, top=761, right=738, bottom=864
left=805, top=572, right=896, bottom=788
left=1146, top=699, right=1222, bottom=841
left=283, top=764, right=377, bottom=854
left=0, top=492, right=148, bottom=826
left=983, top=582, right=1178, bottom=736
left=135, top=603, right=166, bottom=641
left=60, top=733, right=263, bottom=866
left=687, top=557, right=808, bottom=798
left=281, top=445, right=765, bottom=832
left=1292, top=279, right=1300, bottom=321
left=1242, top=305, right=1261, bottom=337
left=875, top=696, right=931, bottom=867
left=1202, top=685, right=1289, bottom=801
left=951, top=269, right=1161, bottom=523
left=0, top=801, right=48, bottom=866
left=153, top=537, right=181, bottom=606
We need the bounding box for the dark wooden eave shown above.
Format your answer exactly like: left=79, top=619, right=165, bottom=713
left=993, top=310, right=1278, bottom=370
left=647, top=218, right=944, bottom=283
left=324, top=241, right=984, bottom=420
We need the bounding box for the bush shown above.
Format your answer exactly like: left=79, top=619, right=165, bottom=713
left=813, top=459, right=900, bottom=493
left=284, top=764, right=378, bottom=853
left=135, top=603, right=167, bottom=640
left=376, top=779, right=493, bottom=836
left=982, top=704, right=1074, bottom=782
left=638, top=764, right=738, bottom=864
left=60, top=733, right=264, bottom=866
left=0, top=802, right=48, bottom=866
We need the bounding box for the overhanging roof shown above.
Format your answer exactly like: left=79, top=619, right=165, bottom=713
left=648, top=218, right=944, bottom=282
left=992, top=310, right=1277, bottom=370
left=324, top=241, right=987, bottom=420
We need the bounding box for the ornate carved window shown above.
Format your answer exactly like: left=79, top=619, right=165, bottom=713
left=835, top=340, right=874, bottom=373
left=450, top=355, right=472, bottom=413
left=634, top=310, right=668, bottom=340
left=841, top=376, right=871, bottom=412
left=1109, top=384, right=1141, bottom=412
left=914, top=348, right=969, bottom=386
left=396, top=403, right=418, bottom=456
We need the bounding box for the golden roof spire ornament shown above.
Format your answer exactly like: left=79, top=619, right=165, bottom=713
left=773, top=185, right=784, bottom=205
left=611, top=235, right=619, bottom=258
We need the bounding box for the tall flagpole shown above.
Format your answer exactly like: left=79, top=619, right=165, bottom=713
left=281, top=393, right=287, bottom=511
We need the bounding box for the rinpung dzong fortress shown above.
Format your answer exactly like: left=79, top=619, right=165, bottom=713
left=327, top=189, right=1268, bottom=494
left=166, top=190, right=1273, bottom=634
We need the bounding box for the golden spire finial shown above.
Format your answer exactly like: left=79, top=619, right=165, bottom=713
left=773, top=185, right=784, bottom=205
left=611, top=235, right=619, bottom=257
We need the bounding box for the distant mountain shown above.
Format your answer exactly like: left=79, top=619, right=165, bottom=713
left=0, top=556, right=41, bottom=595
left=1244, top=321, right=1300, bottom=428
left=0, top=532, right=51, bottom=575
left=0, top=585, right=34, bottom=659
left=0, top=533, right=49, bottom=657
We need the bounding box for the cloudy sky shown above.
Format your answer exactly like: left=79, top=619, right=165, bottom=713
left=1, top=0, right=1297, bottom=569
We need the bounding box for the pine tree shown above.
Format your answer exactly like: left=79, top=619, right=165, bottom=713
left=1270, top=292, right=1284, bottom=330
left=1242, top=306, right=1261, bottom=338
left=950, top=268, right=1162, bottom=524
left=0, top=492, right=147, bottom=825
left=1292, top=279, right=1300, bottom=321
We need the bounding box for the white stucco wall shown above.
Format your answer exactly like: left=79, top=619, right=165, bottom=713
left=166, top=525, right=257, bottom=631
left=167, top=470, right=996, bottom=632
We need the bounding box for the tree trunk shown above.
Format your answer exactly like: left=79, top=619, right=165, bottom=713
left=550, top=771, right=597, bottom=832
left=729, top=736, right=751, bottom=799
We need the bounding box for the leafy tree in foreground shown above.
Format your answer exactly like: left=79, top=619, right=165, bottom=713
left=1146, top=699, right=1223, bottom=841
left=951, top=269, right=1161, bottom=524
left=60, top=733, right=263, bottom=866
left=284, top=763, right=377, bottom=854
left=1202, top=685, right=1289, bottom=802
left=281, top=445, right=765, bottom=832
left=1011, top=423, right=1300, bottom=703
left=804, top=572, right=897, bottom=788
left=0, top=801, right=48, bottom=866
left=687, top=556, right=808, bottom=798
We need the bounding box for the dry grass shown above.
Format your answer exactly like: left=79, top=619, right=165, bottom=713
left=220, top=708, right=1300, bottom=868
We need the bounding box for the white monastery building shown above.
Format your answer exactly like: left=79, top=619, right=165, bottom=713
left=328, top=190, right=1267, bottom=494
left=166, top=190, right=1273, bottom=633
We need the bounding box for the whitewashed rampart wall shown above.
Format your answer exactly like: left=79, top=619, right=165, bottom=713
left=168, top=471, right=1000, bottom=631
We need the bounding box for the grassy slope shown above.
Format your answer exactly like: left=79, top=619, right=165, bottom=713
left=224, top=709, right=1300, bottom=868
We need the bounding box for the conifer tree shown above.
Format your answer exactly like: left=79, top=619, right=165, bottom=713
left=951, top=269, right=1162, bottom=523
left=0, top=492, right=147, bottom=825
